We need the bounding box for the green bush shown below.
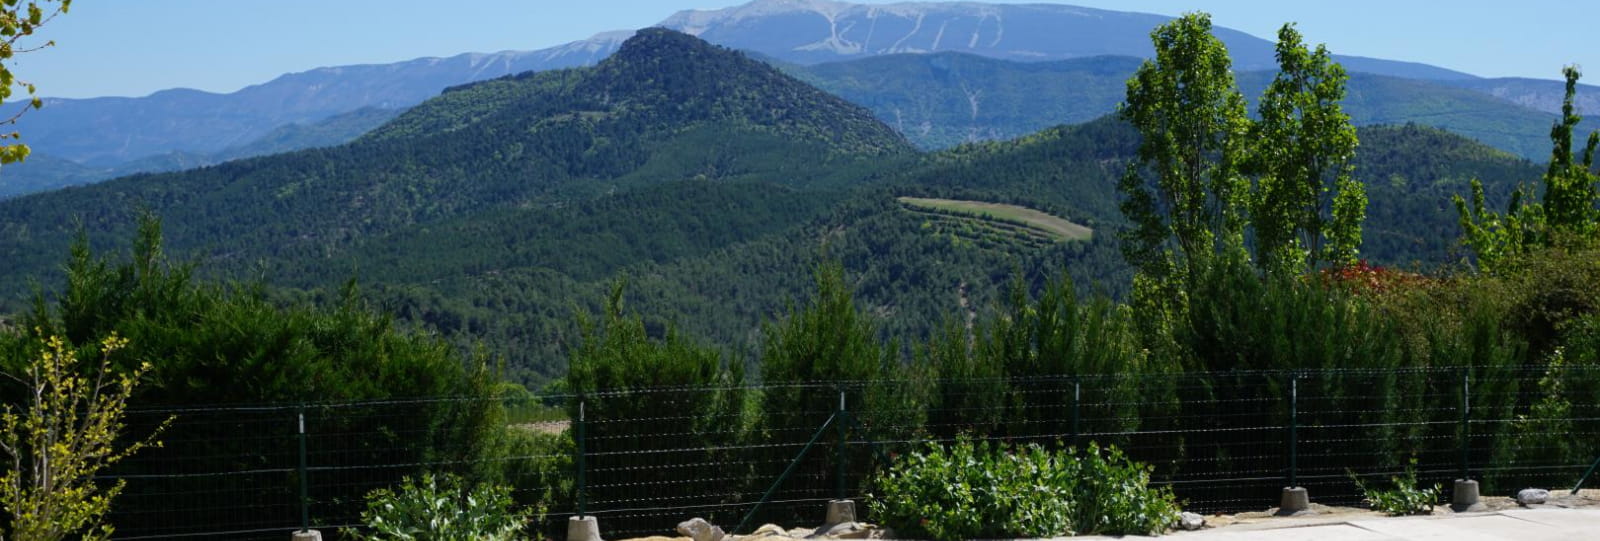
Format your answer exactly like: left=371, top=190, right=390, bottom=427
left=350, top=473, right=531, bottom=541
left=1068, top=442, right=1183, bottom=535
left=1352, top=462, right=1439, bottom=516
left=0, top=217, right=509, bottom=535
left=498, top=428, right=572, bottom=538
left=867, top=438, right=1178, bottom=540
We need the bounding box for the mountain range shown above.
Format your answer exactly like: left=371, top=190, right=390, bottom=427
left=652, top=0, right=1470, bottom=78
left=0, top=107, right=402, bottom=198
left=0, top=29, right=1548, bottom=381
left=791, top=52, right=1596, bottom=158
left=2, top=0, right=1593, bottom=199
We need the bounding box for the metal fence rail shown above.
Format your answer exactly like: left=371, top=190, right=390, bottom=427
left=97, top=366, right=1600, bottom=540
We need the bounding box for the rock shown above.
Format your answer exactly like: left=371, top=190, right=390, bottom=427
left=745, top=524, right=788, bottom=540
left=1517, top=488, right=1551, bottom=505
left=1178, top=512, right=1206, bottom=531
left=807, top=521, right=871, bottom=539
left=834, top=528, right=874, bottom=539
left=676, top=518, right=726, bottom=541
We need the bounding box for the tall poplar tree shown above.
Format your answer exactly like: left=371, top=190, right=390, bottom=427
left=1457, top=66, right=1600, bottom=272
left=1118, top=12, right=1252, bottom=286
left=1251, top=23, right=1365, bottom=273
left=1542, top=66, right=1600, bottom=233
left=1121, top=15, right=1367, bottom=280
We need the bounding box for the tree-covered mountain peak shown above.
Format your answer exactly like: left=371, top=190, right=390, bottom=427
left=601, top=26, right=730, bottom=66
left=368, top=28, right=910, bottom=157
left=584, top=27, right=912, bottom=155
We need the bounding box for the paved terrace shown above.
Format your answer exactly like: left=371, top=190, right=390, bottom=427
left=634, top=491, right=1600, bottom=541
left=1074, top=509, right=1600, bottom=540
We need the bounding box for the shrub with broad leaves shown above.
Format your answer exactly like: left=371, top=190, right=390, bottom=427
left=867, top=438, right=1179, bottom=541
left=350, top=473, right=530, bottom=541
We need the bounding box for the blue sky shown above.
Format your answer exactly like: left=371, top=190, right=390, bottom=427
left=17, top=0, right=1599, bottom=98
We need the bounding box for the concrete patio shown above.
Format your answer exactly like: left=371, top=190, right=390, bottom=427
left=1071, top=508, right=1600, bottom=540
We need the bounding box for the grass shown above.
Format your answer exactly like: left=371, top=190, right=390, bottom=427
left=506, top=402, right=568, bottom=424
left=898, top=197, right=1093, bottom=241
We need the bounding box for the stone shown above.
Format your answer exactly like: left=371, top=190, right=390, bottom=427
left=1517, top=488, right=1551, bottom=505
left=676, top=518, right=726, bottom=541
left=808, top=521, right=872, bottom=539
left=1178, top=512, right=1206, bottom=531
left=1452, top=479, right=1486, bottom=512
left=291, top=530, right=323, bottom=541
left=746, top=524, right=788, bottom=539
left=831, top=526, right=874, bottom=539
left=568, top=515, right=604, bottom=541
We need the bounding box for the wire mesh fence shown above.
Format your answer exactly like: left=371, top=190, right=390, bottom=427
left=99, top=365, right=1600, bottom=540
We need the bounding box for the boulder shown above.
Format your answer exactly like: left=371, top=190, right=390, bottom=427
left=1178, top=512, right=1206, bottom=531
left=676, top=518, right=726, bottom=541
left=1517, top=488, right=1551, bottom=505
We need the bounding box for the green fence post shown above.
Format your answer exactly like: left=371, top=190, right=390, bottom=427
left=1460, top=369, right=1471, bottom=481
left=1276, top=374, right=1311, bottom=514
left=1070, top=377, right=1081, bottom=448
left=836, top=387, right=847, bottom=502
left=297, top=403, right=310, bottom=534
left=576, top=397, right=586, bottom=518
left=735, top=412, right=838, bottom=534
left=1575, top=455, right=1600, bottom=495
left=1288, top=375, right=1298, bottom=490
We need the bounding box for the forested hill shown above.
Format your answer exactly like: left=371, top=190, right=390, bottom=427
left=0, top=29, right=912, bottom=299
left=1354, top=124, right=1541, bottom=264
left=328, top=118, right=1540, bottom=382
left=873, top=117, right=1542, bottom=266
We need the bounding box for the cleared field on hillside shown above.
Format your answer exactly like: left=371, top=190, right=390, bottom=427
left=898, top=197, right=1093, bottom=241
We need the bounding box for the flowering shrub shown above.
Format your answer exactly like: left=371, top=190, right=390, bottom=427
left=1318, top=260, right=1430, bottom=295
